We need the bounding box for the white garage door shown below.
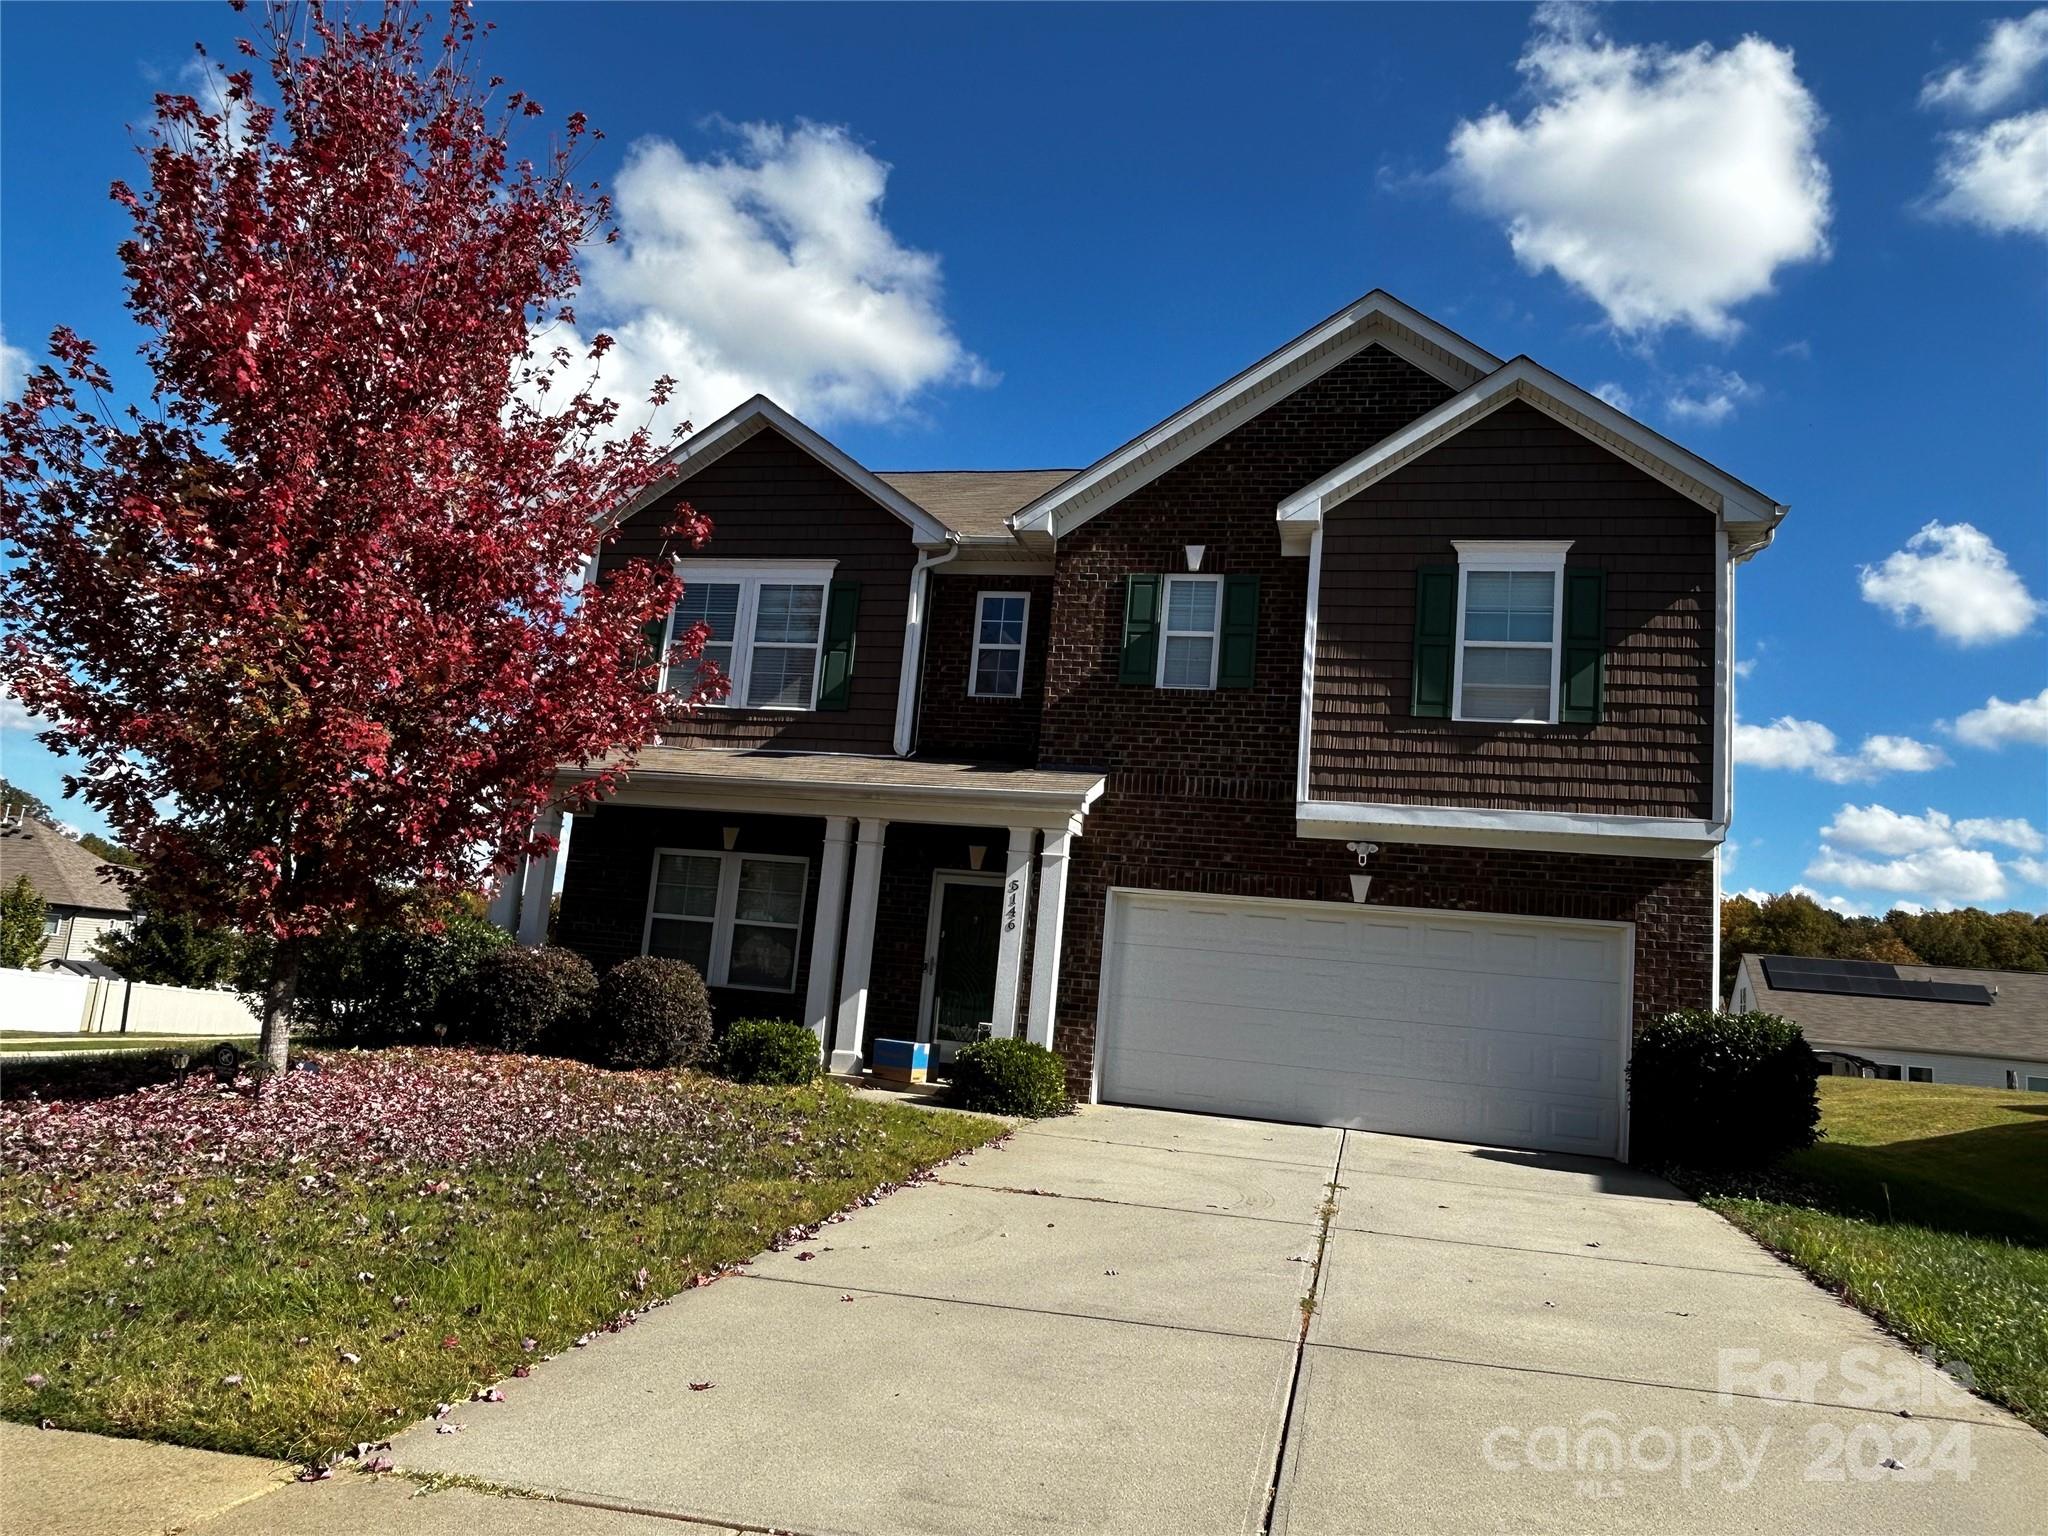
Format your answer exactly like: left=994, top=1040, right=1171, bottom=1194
left=1097, top=892, right=1630, bottom=1158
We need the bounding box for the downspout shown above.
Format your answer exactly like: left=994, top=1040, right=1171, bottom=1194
left=893, top=533, right=962, bottom=757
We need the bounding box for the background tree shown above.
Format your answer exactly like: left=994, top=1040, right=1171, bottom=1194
left=0, top=778, right=56, bottom=824
left=0, top=875, right=51, bottom=968
left=0, top=1, right=709, bottom=1075
left=93, top=889, right=245, bottom=989
left=1721, top=891, right=2048, bottom=994
left=76, top=832, right=140, bottom=868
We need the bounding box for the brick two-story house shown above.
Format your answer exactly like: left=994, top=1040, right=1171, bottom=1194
left=505, top=292, right=1783, bottom=1162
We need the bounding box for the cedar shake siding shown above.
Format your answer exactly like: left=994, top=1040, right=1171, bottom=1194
left=1309, top=400, right=1715, bottom=819
left=600, top=427, right=915, bottom=755
left=913, top=572, right=1054, bottom=763
left=556, top=805, right=827, bottom=1029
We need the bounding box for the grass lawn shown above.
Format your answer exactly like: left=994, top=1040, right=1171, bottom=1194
left=1695, top=1077, right=2048, bottom=1431
left=0, top=1033, right=255, bottom=1055
left=0, top=1047, right=1001, bottom=1465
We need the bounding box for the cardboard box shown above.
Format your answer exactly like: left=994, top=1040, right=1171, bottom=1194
left=871, top=1037, right=930, bottom=1083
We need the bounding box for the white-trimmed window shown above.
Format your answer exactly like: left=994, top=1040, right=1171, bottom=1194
left=644, top=848, right=808, bottom=993
left=1157, top=575, right=1221, bottom=690
left=1451, top=541, right=1571, bottom=724
left=970, top=591, right=1029, bottom=698
left=661, top=561, right=835, bottom=711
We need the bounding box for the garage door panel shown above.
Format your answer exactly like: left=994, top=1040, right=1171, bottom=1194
left=1099, top=895, right=1627, bottom=1158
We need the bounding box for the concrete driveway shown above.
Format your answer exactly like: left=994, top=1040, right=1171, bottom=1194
left=390, top=1106, right=2047, bottom=1535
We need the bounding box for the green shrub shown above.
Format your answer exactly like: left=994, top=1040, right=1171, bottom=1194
left=591, top=956, right=714, bottom=1070
left=718, top=1018, right=823, bottom=1085
left=950, top=1038, right=1069, bottom=1118
left=284, top=904, right=511, bottom=1046
left=455, top=945, right=597, bottom=1054
left=1629, top=1009, right=1821, bottom=1168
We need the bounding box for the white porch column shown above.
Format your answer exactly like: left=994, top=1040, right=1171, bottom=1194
left=829, top=817, right=889, bottom=1075
left=1023, top=830, right=1071, bottom=1050
left=988, top=827, right=1037, bottom=1039
left=485, top=868, right=521, bottom=934
left=516, top=806, right=564, bottom=948
left=804, top=817, right=854, bottom=1050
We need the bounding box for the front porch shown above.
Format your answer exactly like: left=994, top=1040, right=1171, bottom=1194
left=505, top=748, right=1105, bottom=1078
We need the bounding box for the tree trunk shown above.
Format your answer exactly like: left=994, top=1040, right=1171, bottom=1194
left=259, top=936, right=300, bottom=1084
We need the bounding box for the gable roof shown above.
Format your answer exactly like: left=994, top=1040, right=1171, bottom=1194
left=876, top=469, right=1078, bottom=540
left=1739, top=954, right=2048, bottom=1063
left=1008, top=291, right=1502, bottom=540
left=0, top=817, right=133, bottom=915
left=1276, top=356, right=1787, bottom=556
left=606, top=395, right=955, bottom=546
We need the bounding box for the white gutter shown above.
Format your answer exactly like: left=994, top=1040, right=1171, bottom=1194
left=893, top=534, right=962, bottom=757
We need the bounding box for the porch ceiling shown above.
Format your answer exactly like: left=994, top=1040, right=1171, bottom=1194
left=561, top=746, right=1107, bottom=834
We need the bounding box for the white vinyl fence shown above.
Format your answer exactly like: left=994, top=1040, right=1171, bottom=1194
left=1, top=967, right=260, bottom=1037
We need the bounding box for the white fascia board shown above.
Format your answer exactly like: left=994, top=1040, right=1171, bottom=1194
left=1297, top=799, right=1725, bottom=861
left=1009, top=291, right=1501, bottom=539
left=1275, top=358, right=1789, bottom=540
left=598, top=395, right=953, bottom=546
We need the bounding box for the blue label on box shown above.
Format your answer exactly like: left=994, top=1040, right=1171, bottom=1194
left=872, top=1038, right=930, bottom=1070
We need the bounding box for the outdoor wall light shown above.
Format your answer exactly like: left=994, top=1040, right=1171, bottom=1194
left=968, top=844, right=988, bottom=870
left=1184, top=544, right=1206, bottom=572
left=722, top=825, right=740, bottom=850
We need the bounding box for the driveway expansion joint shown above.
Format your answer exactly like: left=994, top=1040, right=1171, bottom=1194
left=933, top=1177, right=1323, bottom=1227
left=1341, top=1223, right=1810, bottom=1279
left=1012, top=1127, right=1341, bottom=1171
left=1260, top=1129, right=1347, bottom=1533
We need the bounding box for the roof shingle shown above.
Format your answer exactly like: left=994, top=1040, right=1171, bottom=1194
left=1740, top=953, right=2048, bottom=1062
left=0, top=817, right=133, bottom=915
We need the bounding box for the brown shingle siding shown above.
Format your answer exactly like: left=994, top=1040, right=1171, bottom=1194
left=1311, top=401, right=1715, bottom=818
left=600, top=428, right=915, bottom=754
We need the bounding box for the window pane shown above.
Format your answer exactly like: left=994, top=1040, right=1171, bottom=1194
left=1166, top=578, right=1217, bottom=633
left=1464, top=570, right=1554, bottom=643
left=1459, top=645, right=1552, bottom=720
left=653, top=853, right=721, bottom=918
left=727, top=924, right=798, bottom=990
left=974, top=648, right=1022, bottom=697
left=734, top=858, right=805, bottom=924
left=669, top=641, right=733, bottom=698
left=1161, top=633, right=1215, bottom=689
left=647, top=916, right=713, bottom=976
left=745, top=645, right=817, bottom=708
left=978, top=596, right=1025, bottom=647
left=753, top=584, right=824, bottom=645
left=674, top=582, right=741, bottom=642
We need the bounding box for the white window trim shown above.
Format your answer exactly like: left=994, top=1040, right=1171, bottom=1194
left=1450, top=540, right=1572, bottom=726
left=660, top=560, right=837, bottom=712
left=641, top=846, right=810, bottom=994
left=968, top=590, right=1030, bottom=699
left=1156, top=574, right=1222, bottom=691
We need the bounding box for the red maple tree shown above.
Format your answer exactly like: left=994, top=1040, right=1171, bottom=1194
left=0, top=1, right=707, bottom=1072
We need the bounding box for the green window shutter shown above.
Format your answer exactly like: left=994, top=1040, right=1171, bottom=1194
left=1559, top=568, right=1606, bottom=725
left=640, top=610, right=672, bottom=692
left=1218, top=574, right=1260, bottom=689
left=816, top=581, right=861, bottom=710
left=1119, top=574, right=1162, bottom=685
left=1410, top=565, right=1456, bottom=718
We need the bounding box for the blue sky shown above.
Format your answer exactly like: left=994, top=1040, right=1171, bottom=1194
left=3, top=2, right=2044, bottom=913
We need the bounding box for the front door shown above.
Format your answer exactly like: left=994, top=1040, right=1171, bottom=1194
left=922, top=874, right=1003, bottom=1067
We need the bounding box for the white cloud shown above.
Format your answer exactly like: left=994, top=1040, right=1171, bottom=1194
left=1734, top=716, right=1949, bottom=783
left=1821, top=803, right=2044, bottom=857
left=1733, top=883, right=1875, bottom=917
left=1948, top=687, right=2048, bottom=749
left=562, top=122, right=989, bottom=440
left=1664, top=368, right=1760, bottom=426
left=1592, top=381, right=1635, bottom=413
left=2013, top=855, right=2048, bottom=887
left=0, top=686, right=51, bottom=733
left=1806, top=844, right=2007, bottom=905
left=1921, top=10, right=2048, bottom=115
left=1927, top=110, right=2048, bottom=238
left=0, top=327, right=27, bottom=401
left=1443, top=3, right=1830, bottom=337
left=1858, top=521, right=2045, bottom=645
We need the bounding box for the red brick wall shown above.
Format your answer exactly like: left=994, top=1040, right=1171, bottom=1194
left=1034, top=344, right=1713, bottom=1100
left=914, top=573, right=1053, bottom=763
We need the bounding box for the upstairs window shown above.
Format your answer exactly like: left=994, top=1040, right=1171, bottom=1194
left=1158, top=575, right=1221, bottom=690
left=661, top=563, right=836, bottom=711
left=970, top=592, right=1029, bottom=698
left=1451, top=542, right=1570, bottom=724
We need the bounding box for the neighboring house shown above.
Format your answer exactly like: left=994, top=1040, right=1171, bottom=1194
left=0, top=809, right=134, bottom=964
left=507, top=290, right=1785, bottom=1161
left=1732, top=953, right=2048, bottom=1091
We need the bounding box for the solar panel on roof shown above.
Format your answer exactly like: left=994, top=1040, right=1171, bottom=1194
left=1758, top=955, right=1993, bottom=1006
